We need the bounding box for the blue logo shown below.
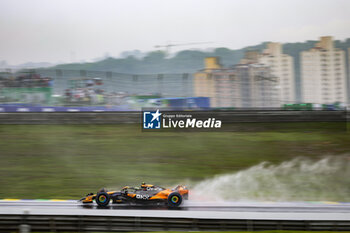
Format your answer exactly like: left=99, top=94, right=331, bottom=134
left=143, top=109, right=162, bottom=129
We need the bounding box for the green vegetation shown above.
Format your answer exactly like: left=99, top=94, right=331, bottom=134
left=0, top=124, right=349, bottom=199
left=50, top=39, right=350, bottom=75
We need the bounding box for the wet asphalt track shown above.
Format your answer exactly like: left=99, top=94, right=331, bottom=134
left=1, top=200, right=350, bottom=220
left=1, top=200, right=350, bottom=213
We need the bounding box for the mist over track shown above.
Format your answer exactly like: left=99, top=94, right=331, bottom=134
left=192, top=156, right=350, bottom=202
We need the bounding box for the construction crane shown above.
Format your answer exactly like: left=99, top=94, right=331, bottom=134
left=154, top=42, right=213, bottom=55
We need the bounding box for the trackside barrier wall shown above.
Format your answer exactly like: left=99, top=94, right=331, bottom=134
left=1, top=214, right=350, bottom=232
left=0, top=110, right=347, bottom=124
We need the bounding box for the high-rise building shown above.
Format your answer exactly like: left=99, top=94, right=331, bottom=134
left=300, top=36, right=347, bottom=104
left=259, top=42, right=295, bottom=104
left=193, top=56, right=278, bottom=108
left=348, top=47, right=350, bottom=104
left=193, top=57, right=235, bottom=108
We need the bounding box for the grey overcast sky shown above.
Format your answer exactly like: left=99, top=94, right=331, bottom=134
left=0, top=0, right=349, bottom=65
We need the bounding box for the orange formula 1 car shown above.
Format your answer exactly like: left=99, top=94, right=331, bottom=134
left=79, top=183, right=189, bottom=207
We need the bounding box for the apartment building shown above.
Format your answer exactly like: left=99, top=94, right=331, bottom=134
left=193, top=56, right=278, bottom=108
left=193, top=57, right=234, bottom=108
left=301, top=36, right=347, bottom=104
left=348, top=47, right=350, bottom=104
left=259, top=42, right=295, bottom=104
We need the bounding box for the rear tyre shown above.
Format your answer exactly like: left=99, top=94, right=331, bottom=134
left=167, top=192, right=182, bottom=207
left=95, top=192, right=110, bottom=207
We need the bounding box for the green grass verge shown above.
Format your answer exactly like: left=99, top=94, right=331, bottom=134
left=0, top=123, right=349, bottom=199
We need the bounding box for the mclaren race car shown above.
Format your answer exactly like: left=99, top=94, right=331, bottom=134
left=79, top=183, right=189, bottom=207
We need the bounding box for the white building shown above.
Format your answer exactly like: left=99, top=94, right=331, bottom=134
left=259, top=43, right=295, bottom=105
left=301, top=36, right=347, bottom=105
left=348, top=47, right=350, bottom=105
left=194, top=56, right=278, bottom=108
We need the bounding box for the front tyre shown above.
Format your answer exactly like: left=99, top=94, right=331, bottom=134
left=167, top=192, right=182, bottom=207
left=95, top=192, right=110, bottom=207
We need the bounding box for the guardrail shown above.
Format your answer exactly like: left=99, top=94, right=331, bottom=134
left=1, top=214, right=350, bottom=232
left=0, top=110, right=347, bottom=124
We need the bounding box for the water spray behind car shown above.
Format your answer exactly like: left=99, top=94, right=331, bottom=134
left=191, top=156, right=350, bottom=202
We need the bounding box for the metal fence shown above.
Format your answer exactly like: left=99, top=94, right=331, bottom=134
left=1, top=69, right=193, bottom=97
left=0, top=110, right=347, bottom=125
left=0, top=69, right=194, bottom=109
left=2, top=69, right=346, bottom=109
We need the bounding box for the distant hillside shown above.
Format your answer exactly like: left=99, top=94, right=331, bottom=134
left=51, top=43, right=268, bottom=74
left=50, top=39, right=350, bottom=73
left=40, top=38, right=350, bottom=101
